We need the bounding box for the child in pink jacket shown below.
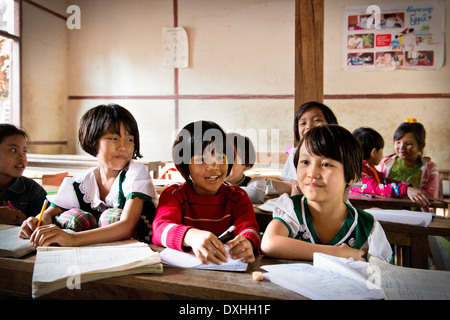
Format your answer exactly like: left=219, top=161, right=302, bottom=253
left=351, top=127, right=433, bottom=208
left=377, top=121, right=439, bottom=206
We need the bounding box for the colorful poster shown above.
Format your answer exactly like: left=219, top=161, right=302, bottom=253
left=343, top=1, right=445, bottom=71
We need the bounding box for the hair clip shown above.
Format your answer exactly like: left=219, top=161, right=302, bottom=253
left=405, top=118, right=417, bottom=123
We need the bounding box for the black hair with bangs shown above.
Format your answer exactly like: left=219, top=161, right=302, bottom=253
left=78, top=104, right=142, bottom=159
left=294, top=124, right=363, bottom=184
left=172, top=120, right=233, bottom=185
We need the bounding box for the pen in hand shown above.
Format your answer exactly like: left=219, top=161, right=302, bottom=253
left=218, top=225, right=235, bottom=241
left=36, top=199, right=49, bottom=228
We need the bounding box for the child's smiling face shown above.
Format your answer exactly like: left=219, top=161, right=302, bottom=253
left=296, top=143, right=348, bottom=204
left=189, top=145, right=228, bottom=196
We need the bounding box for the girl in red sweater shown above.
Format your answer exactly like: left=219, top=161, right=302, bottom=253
left=152, top=121, right=260, bottom=265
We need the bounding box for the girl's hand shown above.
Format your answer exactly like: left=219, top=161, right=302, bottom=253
left=29, top=224, right=76, bottom=247
left=407, top=187, right=430, bottom=207
left=226, top=235, right=255, bottom=263
left=183, top=228, right=228, bottom=265
left=338, top=244, right=367, bottom=261
left=0, top=206, right=27, bottom=225
left=19, top=216, right=40, bottom=239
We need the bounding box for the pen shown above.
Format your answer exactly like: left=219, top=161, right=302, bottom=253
left=7, top=201, right=15, bottom=210
left=218, top=225, right=235, bottom=240
left=36, top=199, right=49, bottom=228
left=361, top=193, right=376, bottom=199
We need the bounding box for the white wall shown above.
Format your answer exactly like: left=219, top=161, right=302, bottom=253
left=22, top=0, right=449, bottom=170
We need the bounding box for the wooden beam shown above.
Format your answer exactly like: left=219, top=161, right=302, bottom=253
left=295, top=0, right=324, bottom=110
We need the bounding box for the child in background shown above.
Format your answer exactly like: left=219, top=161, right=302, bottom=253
left=261, top=125, right=392, bottom=262
left=378, top=120, right=439, bottom=205
left=152, top=121, right=260, bottom=265
left=224, top=133, right=256, bottom=187
left=225, top=132, right=292, bottom=203
left=280, top=101, right=338, bottom=195
left=350, top=127, right=428, bottom=206
left=0, top=124, right=47, bottom=225
left=20, top=104, right=158, bottom=245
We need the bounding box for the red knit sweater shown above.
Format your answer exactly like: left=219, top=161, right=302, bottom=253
left=152, top=182, right=260, bottom=252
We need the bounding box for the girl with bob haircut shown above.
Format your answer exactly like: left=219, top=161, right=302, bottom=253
left=153, top=120, right=260, bottom=265
left=378, top=120, right=439, bottom=203
left=280, top=101, right=338, bottom=195
left=261, top=125, right=392, bottom=262
left=20, top=104, right=158, bottom=246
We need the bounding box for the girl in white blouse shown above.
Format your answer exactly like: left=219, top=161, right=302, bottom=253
left=20, top=104, right=158, bottom=246
left=261, top=125, right=392, bottom=262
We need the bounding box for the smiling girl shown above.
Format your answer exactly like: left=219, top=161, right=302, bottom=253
left=152, top=121, right=260, bottom=265
left=261, top=125, right=392, bottom=262
left=378, top=120, right=439, bottom=202
left=20, top=104, right=158, bottom=246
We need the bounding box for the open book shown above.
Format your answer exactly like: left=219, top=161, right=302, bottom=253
left=0, top=226, right=35, bottom=258
left=262, top=253, right=383, bottom=300
left=368, top=256, right=450, bottom=300
left=32, top=241, right=162, bottom=298
left=159, top=247, right=248, bottom=272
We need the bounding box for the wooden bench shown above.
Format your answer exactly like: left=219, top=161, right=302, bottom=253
left=26, top=154, right=165, bottom=179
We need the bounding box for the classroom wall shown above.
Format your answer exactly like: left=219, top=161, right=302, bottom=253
left=21, top=0, right=449, bottom=170
left=65, top=0, right=295, bottom=167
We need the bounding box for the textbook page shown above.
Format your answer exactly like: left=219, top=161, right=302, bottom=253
left=32, top=243, right=162, bottom=298
left=159, top=247, right=248, bottom=272
left=262, top=253, right=383, bottom=300
left=369, top=256, right=450, bottom=300
left=0, top=226, right=35, bottom=258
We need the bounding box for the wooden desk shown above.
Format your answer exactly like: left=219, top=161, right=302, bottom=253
left=254, top=206, right=450, bottom=269
left=380, top=217, right=450, bottom=269
left=348, top=193, right=448, bottom=211
left=26, top=154, right=165, bottom=179
left=0, top=238, right=306, bottom=300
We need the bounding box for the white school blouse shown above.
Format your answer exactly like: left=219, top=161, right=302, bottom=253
left=265, top=194, right=393, bottom=262
left=52, top=162, right=158, bottom=212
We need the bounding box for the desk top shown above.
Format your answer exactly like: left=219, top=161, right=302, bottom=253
left=0, top=229, right=306, bottom=300
left=348, top=193, right=448, bottom=210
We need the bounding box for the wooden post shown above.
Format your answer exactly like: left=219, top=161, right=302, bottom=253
left=295, top=0, right=324, bottom=117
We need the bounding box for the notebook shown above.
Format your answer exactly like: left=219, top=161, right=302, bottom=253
left=0, top=226, right=35, bottom=258
left=32, top=241, right=162, bottom=298
left=159, top=247, right=248, bottom=272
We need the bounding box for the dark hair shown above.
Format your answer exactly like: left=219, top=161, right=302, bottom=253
left=393, top=122, right=426, bottom=151
left=352, top=127, right=384, bottom=160
left=227, top=132, right=256, bottom=169
left=78, top=104, right=142, bottom=159
left=294, top=124, right=363, bottom=183
left=294, top=101, right=338, bottom=142
left=0, top=124, right=28, bottom=144
left=172, top=120, right=233, bottom=185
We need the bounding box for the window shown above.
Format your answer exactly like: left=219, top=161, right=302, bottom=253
left=0, top=0, right=20, bottom=124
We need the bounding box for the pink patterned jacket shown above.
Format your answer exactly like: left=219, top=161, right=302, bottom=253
left=350, top=160, right=410, bottom=197
left=376, top=155, right=439, bottom=199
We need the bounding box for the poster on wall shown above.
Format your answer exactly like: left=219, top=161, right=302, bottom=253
left=343, top=1, right=445, bottom=71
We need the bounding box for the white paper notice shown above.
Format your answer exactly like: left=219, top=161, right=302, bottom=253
left=162, top=27, right=189, bottom=68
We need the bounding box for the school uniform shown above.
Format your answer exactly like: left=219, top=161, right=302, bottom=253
left=51, top=162, right=158, bottom=242
left=0, top=176, right=47, bottom=216
left=152, top=182, right=260, bottom=252
left=268, top=194, right=393, bottom=262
